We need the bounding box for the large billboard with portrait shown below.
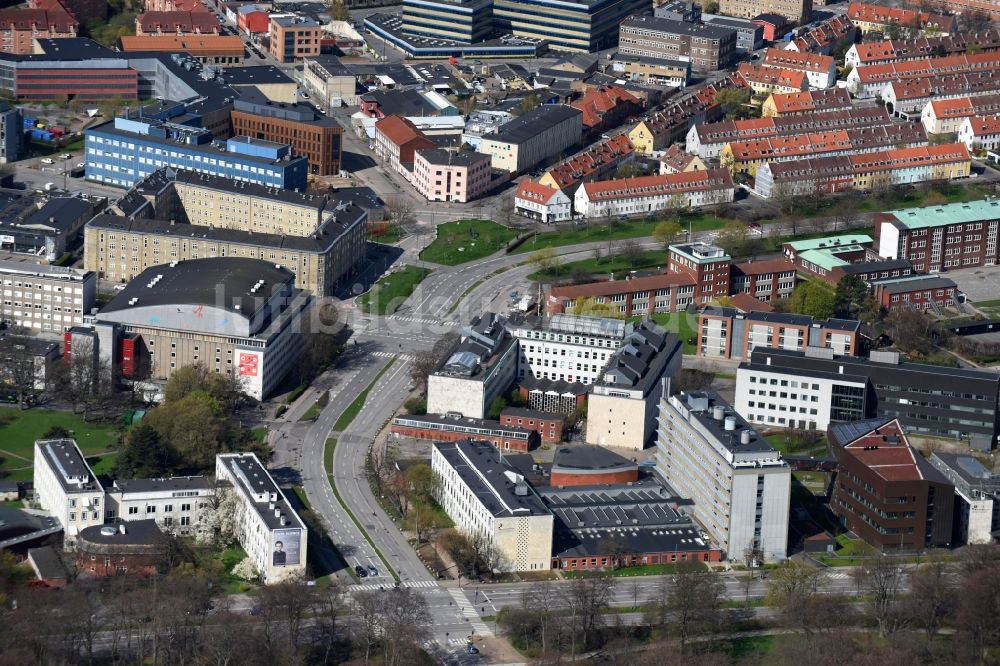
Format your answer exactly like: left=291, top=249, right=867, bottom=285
left=271, top=528, right=303, bottom=567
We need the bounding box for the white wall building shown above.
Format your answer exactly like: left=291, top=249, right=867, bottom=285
left=427, top=313, right=519, bottom=419
left=105, top=477, right=218, bottom=540
left=33, top=439, right=105, bottom=543
left=0, top=260, right=97, bottom=332
left=432, top=440, right=553, bottom=572
left=586, top=321, right=682, bottom=451
left=215, top=453, right=307, bottom=584
left=573, top=169, right=735, bottom=219
left=656, top=392, right=790, bottom=561
left=958, top=115, right=1000, bottom=152
left=929, top=452, right=1000, bottom=546
left=507, top=313, right=630, bottom=386
left=513, top=181, right=573, bottom=224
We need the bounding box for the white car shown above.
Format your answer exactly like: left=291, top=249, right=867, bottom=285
left=40, top=158, right=54, bottom=165
left=59, top=153, right=71, bottom=160
left=76, top=162, right=85, bottom=168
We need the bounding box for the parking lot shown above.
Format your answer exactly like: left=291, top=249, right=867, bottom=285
left=940, top=265, right=1000, bottom=305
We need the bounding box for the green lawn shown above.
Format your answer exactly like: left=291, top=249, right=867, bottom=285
left=332, top=359, right=396, bottom=432
left=857, top=182, right=993, bottom=213
left=528, top=249, right=667, bottom=281
left=367, top=222, right=404, bottom=245
left=250, top=426, right=268, bottom=443
left=86, top=452, right=119, bottom=477
left=419, top=219, right=517, bottom=265
left=0, top=407, right=119, bottom=460
left=299, top=401, right=322, bottom=421
left=511, top=212, right=734, bottom=256
left=628, top=312, right=698, bottom=354
left=357, top=265, right=431, bottom=315
left=765, top=432, right=828, bottom=457
left=291, top=485, right=311, bottom=511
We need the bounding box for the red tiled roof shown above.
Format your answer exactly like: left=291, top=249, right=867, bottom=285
left=659, top=144, right=699, bottom=172
left=737, top=63, right=807, bottom=90
left=841, top=419, right=925, bottom=482
left=581, top=169, right=733, bottom=202
left=762, top=48, right=835, bottom=73
left=570, top=85, right=640, bottom=129
left=542, top=134, right=634, bottom=189
left=734, top=258, right=796, bottom=275
left=374, top=115, right=429, bottom=147
left=0, top=7, right=76, bottom=32
left=847, top=1, right=955, bottom=31
left=516, top=181, right=561, bottom=203
left=855, top=50, right=1000, bottom=84
left=119, top=34, right=243, bottom=55
left=729, top=292, right=775, bottom=313
left=137, top=10, right=219, bottom=33
left=767, top=88, right=852, bottom=114
left=967, top=114, right=1000, bottom=136
left=549, top=272, right=697, bottom=300
left=929, top=93, right=1000, bottom=120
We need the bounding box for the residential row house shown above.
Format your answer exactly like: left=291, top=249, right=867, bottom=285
left=569, top=85, right=643, bottom=139
left=848, top=50, right=1000, bottom=99
left=844, top=30, right=1000, bottom=69
left=958, top=115, right=1000, bottom=152
left=754, top=143, right=972, bottom=198
left=514, top=181, right=573, bottom=223
left=735, top=63, right=807, bottom=96
left=721, top=123, right=927, bottom=176
left=883, top=69, right=1000, bottom=118
left=686, top=106, right=893, bottom=160
left=539, top=134, right=635, bottom=195
left=920, top=94, right=1000, bottom=135
left=760, top=48, right=837, bottom=89
left=785, top=14, right=855, bottom=55
left=573, top=169, right=735, bottom=218
left=846, top=2, right=957, bottom=36
left=761, top=88, right=852, bottom=117
left=627, top=79, right=738, bottom=154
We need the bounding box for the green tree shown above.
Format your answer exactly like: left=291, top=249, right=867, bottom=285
left=41, top=425, right=72, bottom=439
left=518, top=94, right=540, bottom=116
left=653, top=219, right=682, bottom=249
left=487, top=396, right=507, bottom=419
left=834, top=274, right=870, bottom=318
left=326, top=0, right=351, bottom=21
left=788, top=280, right=836, bottom=319
left=115, top=422, right=176, bottom=479
left=528, top=247, right=561, bottom=274
left=713, top=87, right=752, bottom=120
left=404, top=463, right=438, bottom=504
left=143, top=390, right=227, bottom=469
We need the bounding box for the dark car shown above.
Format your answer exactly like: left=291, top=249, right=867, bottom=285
left=367, top=564, right=378, bottom=576
left=355, top=565, right=368, bottom=578
left=467, top=645, right=479, bottom=654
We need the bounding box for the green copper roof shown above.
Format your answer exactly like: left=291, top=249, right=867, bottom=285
left=785, top=234, right=872, bottom=252
left=887, top=199, right=1000, bottom=230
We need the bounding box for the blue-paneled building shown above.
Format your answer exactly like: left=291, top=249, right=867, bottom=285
left=84, top=117, right=308, bottom=190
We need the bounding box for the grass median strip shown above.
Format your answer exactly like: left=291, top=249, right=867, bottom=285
left=333, top=358, right=396, bottom=433
left=358, top=266, right=431, bottom=316
left=419, top=219, right=517, bottom=265
left=324, top=436, right=399, bottom=582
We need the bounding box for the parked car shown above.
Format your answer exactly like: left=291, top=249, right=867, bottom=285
left=467, top=645, right=479, bottom=655
left=40, top=158, right=54, bottom=165
left=59, top=153, right=71, bottom=160
left=355, top=565, right=368, bottom=578
left=367, top=564, right=378, bottom=576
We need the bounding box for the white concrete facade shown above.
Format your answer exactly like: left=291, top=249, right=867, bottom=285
left=215, top=453, right=308, bottom=584
left=734, top=365, right=868, bottom=431
left=32, top=439, right=105, bottom=543
left=432, top=441, right=554, bottom=572
left=656, top=393, right=790, bottom=561
left=507, top=315, right=626, bottom=386
left=0, top=260, right=96, bottom=332
left=105, top=478, right=217, bottom=540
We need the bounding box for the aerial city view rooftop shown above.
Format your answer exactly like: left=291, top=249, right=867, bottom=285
left=0, top=0, right=998, bottom=662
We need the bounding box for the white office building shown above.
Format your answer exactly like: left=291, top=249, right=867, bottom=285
left=105, top=476, right=218, bottom=540
left=33, top=439, right=105, bottom=543
left=432, top=440, right=553, bottom=572
left=507, top=313, right=631, bottom=386
left=929, top=452, right=1000, bottom=545
left=656, top=392, right=790, bottom=561
left=0, top=260, right=97, bottom=332
left=216, top=453, right=308, bottom=584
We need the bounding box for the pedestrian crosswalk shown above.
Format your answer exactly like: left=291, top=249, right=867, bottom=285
left=388, top=315, right=459, bottom=327
left=827, top=571, right=850, bottom=580
left=371, top=351, right=415, bottom=361
left=348, top=579, right=439, bottom=592
left=448, top=588, right=493, bottom=636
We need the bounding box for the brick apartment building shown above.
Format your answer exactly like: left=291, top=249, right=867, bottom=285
left=545, top=273, right=697, bottom=317
left=619, top=16, right=737, bottom=72
left=667, top=242, right=732, bottom=304
left=500, top=408, right=564, bottom=444
left=829, top=418, right=954, bottom=551
left=0, top=8, right=76, bottom=54
left=391, top=414, right=539, bottom=452
left=721, top=0, right=811, bottom=24
left=269, top=16, right=321, bottom=63
left=730, top=258, right=797, bottom=304
left=135, top=10, right=220, bottom=35
left=870, top=275, right=959, bottom=312
left=876, top=199, right=1000, bottom=272
left=697, top=307, right=862, bottom=360
left=231, top=88, right=344, bottom=176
